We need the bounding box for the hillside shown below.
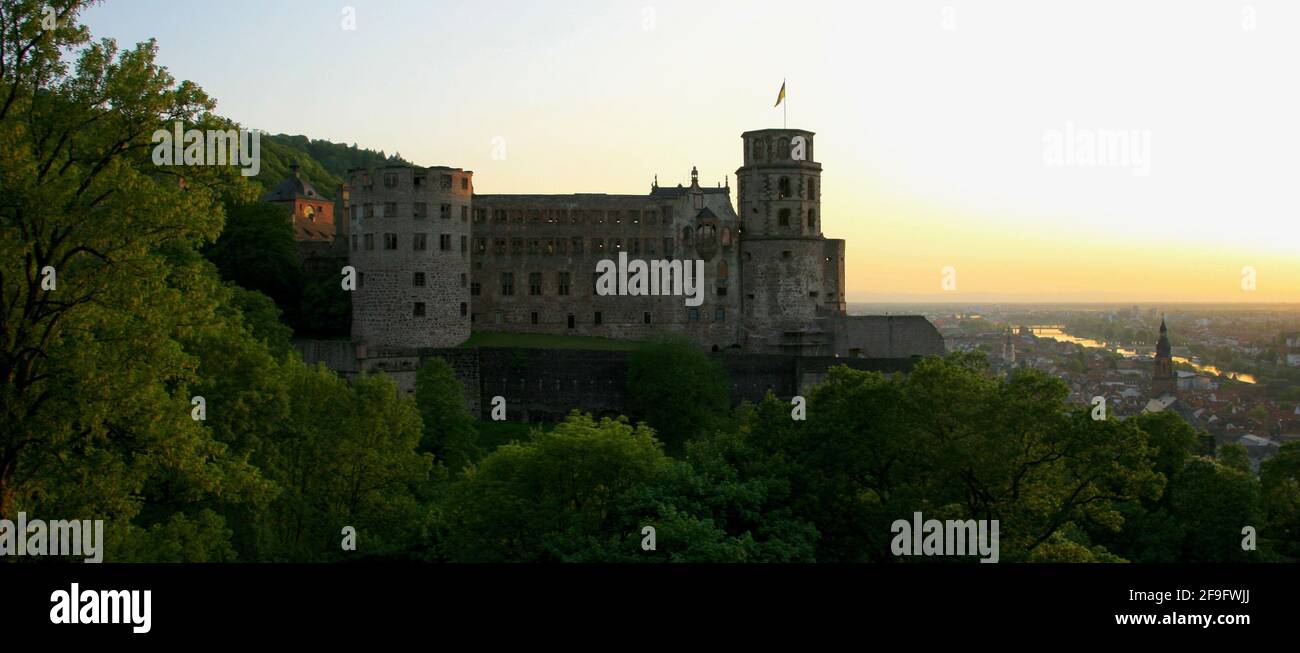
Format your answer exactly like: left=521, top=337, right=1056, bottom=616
left=252, top=133, right=412, bottom=200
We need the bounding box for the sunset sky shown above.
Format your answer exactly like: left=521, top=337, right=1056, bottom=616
left=82, top=0, right=1300, bottom=302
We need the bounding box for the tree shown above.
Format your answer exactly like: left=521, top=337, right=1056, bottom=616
left=413, top=357, right=480, bottom=470
left=625, top=336, right=730, bottom=451
left=203, top=200, right=302, bottom=314
left=1260, top=442, right=1300, bottom=557
left=254, top=366, right=431, bottom=561
left=440, top=412, right=666, bottom=562
left=1168, top=458, right=1260, bottom=562
left=0, top=1, right=271, bottom=559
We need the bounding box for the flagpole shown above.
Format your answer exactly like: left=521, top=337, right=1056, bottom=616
left=783, top=78, right=787, bottom=129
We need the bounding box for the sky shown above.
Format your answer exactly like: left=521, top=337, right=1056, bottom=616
left=79, top=0, right=1300, bottom=303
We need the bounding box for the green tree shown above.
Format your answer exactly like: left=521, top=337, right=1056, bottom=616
left=255, top=366, right=431, bottom=561
left=0, top=1, right=271, bottom=561
left=1260, top=442, right=1300, bottom=557
left=413, top=358, right=480, bottom=470
left=625, top=336, right=730, bottom=451
left=440, top=412, right=666, bottom=562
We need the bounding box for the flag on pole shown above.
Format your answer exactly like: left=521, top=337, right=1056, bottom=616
left=773, top=80, right=786, bottom=107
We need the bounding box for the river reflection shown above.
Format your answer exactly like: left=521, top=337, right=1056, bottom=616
left=1024, top=327, right=1257, bottom=384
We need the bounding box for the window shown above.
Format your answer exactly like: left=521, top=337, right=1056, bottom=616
left=693, top=194, right=703, bottom=209
left=501, top=272, right=514, bottom=296
left=460, top=302, right=468, bottom=317
left=531, top=312, right=539, bottom=325
left=593, top=238, right=604, bottom=253
left=351, top=234, right=358, bottom=251
left=782, top=250, right=792, bottom=259
left=511, top=238, right=523, bottom=255
left=629, top=238, right=640, bottom=255
left=461, top=177, right=469, bottom=191
left=529, top=272, right=542, bottom=296
left=494, top=239, right=507, bottom=255
left=461, top=235, right=467, bottom=253
left=361, top=173, right=372, bottom=190
left=592, top=272, right=600, bottom=295
left=384, top=202, right=396, bottom=217
left=358, top=272, right=364, bottom=287
left=717, top=287, right=727, bottom=296
left=544, top=239, right=555, bottom=256
left=555, top=239, right=567, bottom=256
left=414, top=173, right=426, bottom=188
left=473, top=208, right=487, bottom=223
left=414, top=202, right=428, bottom=218
left=471, top=282, right=481, bottom=296
left=643, top=312, right=651, bottom=325
left=663, top=238, right=674, bottom=259
left=558, top=272, right=571, bottom=296
left=460, top=273, right=467, bottom=287
left=610, top=211, right=621, bottom=224
left=413, top=302, right=426, bottom=317
left=682, top=227, right=693, bottom=245
left=413, top=272, right=426, bottom=287
left=384, top=173, right=398, bottom=189
left=440, top=234, right=452, bottom=251
left=721, top=227, right=732, bottom=245
left=528, top=239, right=539, bottom=255
left=440, top=204, right=451, bottom=220
left=718, top=260, right=729, bottom=278
left=572, top=237, right=584, bottom=255
left=364, top=234, right=374, bottom=250
left=594, top=311, right=602, bottom=325
left=779, top=209, right=791, bottom=226
left=807, top=209, right=816, bottom=228
left=808, top=178, right=816, bottom=199
left=778, top=177, right=790, bottom=199
left=688, top=308, right=700, bottom=321
left=363, top=203, right=374, bottom=218
left=646, top=239, right=656, bottom=255
left=383, top=233, right=398, bottom=250
left=413, top=233, right=428, bottom=251
left=493, top=209, right=507, bottom=223
left=474, top=238, right=487, bottom=255
left=461, top=206, right=468, bottom=222
left=613, top=238, right=623, bottom=252
left=567, top=314, right=575, bottom=329
left=440, top=174, right=452, bottom=190
left=350, top=205, right=358, bottom=220
left=715, top=307, right=726, bottom=322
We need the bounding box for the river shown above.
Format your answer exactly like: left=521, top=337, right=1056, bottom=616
left=1024, top=326, right=1257, bottom=384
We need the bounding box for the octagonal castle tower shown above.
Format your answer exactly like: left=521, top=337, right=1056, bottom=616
left=736, top=129, right=847, bottom=354
left=348, top=165, right=473, bottom=352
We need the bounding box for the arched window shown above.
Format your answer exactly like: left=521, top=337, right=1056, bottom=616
left=718, top=260, right=729, bottom=279
left=807, top=209, right=816, bottom=228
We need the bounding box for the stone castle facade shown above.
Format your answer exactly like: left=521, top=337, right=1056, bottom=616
left=328, top=127, right=942, bottom=381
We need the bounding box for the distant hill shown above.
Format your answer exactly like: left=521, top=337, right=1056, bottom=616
left=253, top=134, right=412, bottom=200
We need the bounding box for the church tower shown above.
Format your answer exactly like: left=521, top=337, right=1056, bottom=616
left=1151, top=317, right=1176, bottom=397
left=736, top=129, right=846, bottom=353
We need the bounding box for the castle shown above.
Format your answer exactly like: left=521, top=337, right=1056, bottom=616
left=289, top=127, right=944, bottom=408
